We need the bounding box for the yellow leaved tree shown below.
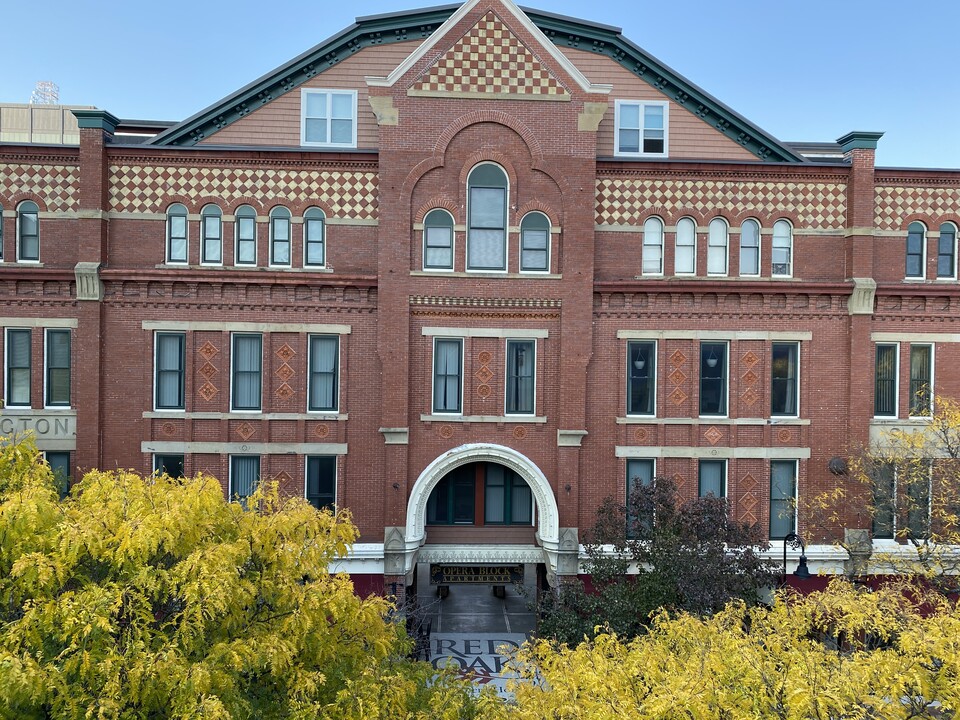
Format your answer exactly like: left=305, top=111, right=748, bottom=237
left=0, top=439, right=483, bottom=720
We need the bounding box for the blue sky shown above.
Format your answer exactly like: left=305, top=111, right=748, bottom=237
left=3, top=0, right=957, bottom=169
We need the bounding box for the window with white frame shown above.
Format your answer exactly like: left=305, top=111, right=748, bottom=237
left=155, top=332, right=185, bottom=410
left=699, top=342, right=727, bottom=416
left=432, top=338, right=462, bottom=414
left=467, top=164, right=508, bottom=271
left=739, top=219, right=760, bottom=276
left=17, top=201, right=39, bottom=262
left=675, top=217, right=696, bottom=275
left=269, top=207, right=291, bottom=267
left=871, top=461, right=931, bottom=540
left=906, top=222, right=926, bottom=279
left=166, top=204, right=188, bottom=264
left=505, top=339, right=535, bottom=415
left=306, top=456, right=336, bottom=511
left=44, top=328, right=70, bottom=408
left=234, top=205, right=257, bottom=265
left=200, top=205, right=222, bottom=265
left=770, top=460, right=797, bottom=539
left=300, top=89, right=357, bottom=148
left=771, top=342, right=799, bottom=417
left=423, top=209, right=454, bottom=271
left=909, top=344, right=932, bottom=417
left=874, top=343, right=898, bottom=417
left=5, top=328, right=31, bottom=407
left=707, top=218, right=728, bottom=275
left=938, top=223, right=957, bottom=278
left=698, top=459, right=726, bottom=498
left=520, top=212, right=550, bottom=272
left=627, top=340, right=656, bottom=416
left=772, top=220, right=793, bottom=277
left=304, top=208, right=326, bottom=267
left=229, top=455, right=260, bottom=506
left=642, top=217, right=664, bottom=275
left=308, top=335, right=339, bottom=412
left=614, top=100, right=668, bottom=157
left=231, top=334, right=262, bottom=411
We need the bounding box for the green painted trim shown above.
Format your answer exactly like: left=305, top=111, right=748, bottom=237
left=836, top=131, right=884, bottom=152
left=151, top=3, right=805, bottom=162
left=72, top=109, right=120, bottom=133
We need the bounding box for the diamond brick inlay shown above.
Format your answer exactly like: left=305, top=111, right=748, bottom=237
left=275, top=363, right=295, bottom=382
left=740, top=473, right=758, bottom=492
left=742, top=368, right=759, bottom=384
left=272, top=471, right=292, bottom=484
left=670, top=349, right=687, bottom=367
left=740, top=492, right=758, bottom=513
left=475, top=366, right=494, bottom=383
left=669, top=386, right=688, bottom=405
left=198, top=362, right=218, bottom=381
left=704, top=426, right=723, bottom=445
left=672, top=473, right=685, bottom=493
left=411, top=12, right=569, bottom=99
left=236, top=422, right=256, bottom=441
left=198, top=382, right=218, bottom=401
left=276, top=344, right=296, bottom=362
left=668, top=367, right=687, bottom=385
left=198, top=341, right=219, bottom=361
left=741, top=387, right=760, bottom=406
left=276, top=383, right=295, bottom=400
left=876, top=185, right=960, bottom=229
left=0, top=163, right=78, bottom=211
left=742, top=351, right=760, bottom=368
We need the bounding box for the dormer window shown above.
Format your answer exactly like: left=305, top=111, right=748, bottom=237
left=301, top=89, right=357, bottom=148
left=614, top=100, right=668, bottom=158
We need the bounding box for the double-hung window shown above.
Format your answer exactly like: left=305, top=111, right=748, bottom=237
left=909, top=344, right=932, bottom=417
left=5, top=328, right=31, bottom=407
left=308, top=335, right=338, bottom=412
left=44, top=329, right=70, bottom=408
left=155, top=332, right=185, bottom=410
left=520, top=212, right=550, bottom=272
left=230, top=455, right=260, bottom=506
left=231, top=334, right=262, bottom=411
left=46, top=451, right=71, bottom=498
left=484, top=465, right=532, bottom=525
left=772, top=220, right=793, bottom=277
left=872, top=462, right=896, bottom=539
left=235, top=206, right=257, bottom=265
left=270, top=207, right=291, bottom=267
left=874, top=344, right=898, bottom=417
left=301, top=89, right=357, bottom=148
left=707, top=218, right=728, bottom=275
left=699, top=459, right=726, bottom=498
left=304, top=208, right=326, bottom=267
left=306, top=456, right=336, bottom=511
left=614, top=100, right=668, bottom=157
left=627, top=340, right=656, bottom=415
left=739, top=219, right=760, bottom=276
left=166, top=204, right=188, bottom=264
left=17, top=201, right=39, bottom=262
left=770, top=460, right=797, bottom=538
left=154, top=454, right=185, bottom=479
left=906, top=222, right=926, bottom=279
left=642, top=217, right=664, bottom=275
left=467, top=164, right=508, bottom=271
left=200, top=205, right=222, bottom=264
left=938, top=223, right=957, bottom=278
left=626, top=458, right=655, bottom=537
left=699, top=342, right=727, bottom=416
left=675, top=217, right=696, bottom=275
left=432, top=338, right=462, bottom=414
left=505, top=339, right=535, bottom=415
left=771, top=342, right=799, bottom=417
left=423, top=209, right=454, bottom=270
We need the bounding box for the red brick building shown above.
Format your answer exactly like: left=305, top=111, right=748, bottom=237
left=1, top=0, right=958, bottom=595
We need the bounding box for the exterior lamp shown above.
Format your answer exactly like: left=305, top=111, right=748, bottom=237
left=783, top=531, right=811, bottom=580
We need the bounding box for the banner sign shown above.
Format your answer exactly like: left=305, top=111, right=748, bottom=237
left=430, top=564, right=524, bottom=585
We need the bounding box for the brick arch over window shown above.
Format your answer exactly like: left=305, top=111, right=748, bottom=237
left=433, top=110, right=544, bottom=163
left=414, top=197, right=459, bottom=223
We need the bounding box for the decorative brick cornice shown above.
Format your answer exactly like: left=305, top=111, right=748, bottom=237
left=410, top=295, right=561, bottom=308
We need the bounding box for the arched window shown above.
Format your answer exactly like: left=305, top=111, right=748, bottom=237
left=234, top=205, right=257, bottom=265
left=707, top=218, right=728, bottom=276
left=423, top=209, right=454, bottom=270
left=772, top=220, right=793, bottom=277
left=937, top=223, right=957, bottom=278
left=166, top=203, right=188, bottom=264
left=642, top=217, right=663, bottom=275
left=675, top=217, right=696, bottom=275
left=270, top=206, right=291, bottom=267
left=906, top=221, right=926, bottom=279
left=467, top=163, right=508, bottom=271
left=200, top=205, right=222, bottom=265
left=304, top=208, right=326, bottom=267
left=739, top=219, right=760, bottom=276
left=520, top=212, right=550, bottom=272
left=17, top=201, right=39, bottom=263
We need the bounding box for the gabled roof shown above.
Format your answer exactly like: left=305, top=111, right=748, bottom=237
left=148, top=2, right=805, bottom=162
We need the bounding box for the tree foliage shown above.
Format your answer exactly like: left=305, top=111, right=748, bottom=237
left=0, top=439, right=480, bottom=720
left=505, top=580, right=960, bottom=719
left=536, top=477, right=779, bottom=644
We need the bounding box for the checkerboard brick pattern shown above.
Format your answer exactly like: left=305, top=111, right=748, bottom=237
left=411, top=12, right=569, bottom=99
left=0, top=163, right=77, bottom=211
left=875, top=185, right=960, bottom=230
left=596, top=178, right=847, bottom=228
left=108, top=165, right=378, bottom=219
